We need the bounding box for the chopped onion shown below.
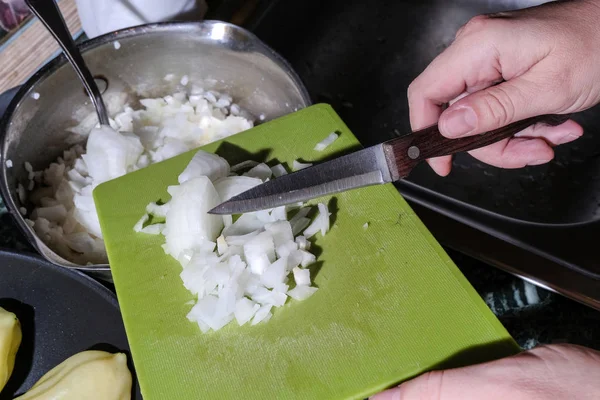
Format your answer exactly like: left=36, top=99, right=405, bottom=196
left=314, top=132, right=339, bottom=151
left=214, top=176, right=262, bottom=202
left=234, top=298, right=260, bottom=326
left=292, top=160, right=313, bottom=171
left=216, top=235, right=228, bottom=255
left=141, top=223, right=164, bottom=235
left=295, top=235, right=310, bottom=250
left=303, top=203, right=331, bottom=238
left=243, top=232, right=275, bottom=275
left=270, top=164, right=288, bottom=177
left=133, top=214, right=149, bottom=232
left=293, top=267, right=311, bottom=286
left=251, top=305, right=273, bottom=325
left=178, top=151, right=230, bottom=184
left=28, top=89, right=255, bottom=265
left=291, top=217, right=311, bottom=236
left=231, top=160, right=258, bottom=172
left=146, top=202, right=170, bottom=217
left=163, top=177, right=223, bottom=258
left=288, top=285, right=318, bottom=301
left=244, top=163, right=272, bottom=181
left=137, top=149, right=334, bottom=332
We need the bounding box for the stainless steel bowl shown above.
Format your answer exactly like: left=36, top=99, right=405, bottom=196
left=0, top=21, right=311, bottom=280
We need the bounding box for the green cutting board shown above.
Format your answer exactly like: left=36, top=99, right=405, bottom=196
left=94, top=104, right=518, bottom=400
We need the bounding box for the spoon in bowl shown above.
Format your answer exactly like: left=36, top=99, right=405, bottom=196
left=25, top=0, right=110, bottom=126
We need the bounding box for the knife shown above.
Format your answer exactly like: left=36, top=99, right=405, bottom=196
left=209, top=113, right=570, bottom=215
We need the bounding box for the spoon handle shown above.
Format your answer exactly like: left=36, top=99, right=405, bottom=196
left=26, top=0, right=110, bottom=126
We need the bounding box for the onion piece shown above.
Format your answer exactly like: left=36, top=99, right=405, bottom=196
left=303, top=203, right=331, bottom=238
left=178, top=150, right=230, bottom=184
left=163, top=176, right=223, bottom=258
left=261, top=257, right=288, bottom=288
left=270, top=164, right=288, bottom=177
left=293, top=267, right=311, bottom=286
left=270, top=206, right=287, bottom=221
left=146, top=202, right=170, bottom=217
left=288, top=285, right=318, bottom=301
left=133, top=214, right=149, bottom=232
left=141, top=223, right=164, bottom=235
left=234, top=298, right=260, bottom=326
left=214, top=176, right=262, bottom=202
left=265, top=220, right=294, bottom=247
left=243, top=232, right=276, bottom=275
left=276, top=240, right=298, bottom=258
left=216, top=235, right=228, bottom=255
left=295, top=235, right=310, bottom=250
left=244, top=163, right=272, bottom=181
left=223, top=213, right=265, bottom=237
left=293, top=160, right=313, bottom=171
left=231, top=160, right=258, bottom=172
left=314, top=132, right=339, bottom=151
left=251, top=305, right=273, bottom=325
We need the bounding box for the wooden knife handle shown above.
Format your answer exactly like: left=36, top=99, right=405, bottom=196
left=384, top=113, right=571, bottom=179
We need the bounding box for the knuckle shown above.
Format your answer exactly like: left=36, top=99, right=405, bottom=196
left=481, top=85, right=517, bottom=127
left=456, top=15, right=490, bottom=38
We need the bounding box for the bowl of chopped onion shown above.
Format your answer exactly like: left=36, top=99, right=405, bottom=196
left=0, top=21, right=310, bottom=280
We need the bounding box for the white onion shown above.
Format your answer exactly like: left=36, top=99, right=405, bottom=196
left=234, top=298, right=260, bottom=326
left=291, top=217, right=311, bottom=236
left=230, top=160, right=258, bottom=172
left=295, top=235, right=310, bottom=250
left=244, top=163, right=272, bottom=181
left=214, top=176, right=262, bottom=202
left=261, top=257, right=288, bottom=288
left=138, top=149, right=327, bottom=332
left=303, top=203, right=331, bottom=238
left=146, top=202, right=170, bottom=218
left=314, top=132, right=339, bottom=151
left=270, top=164, right=288, bottom=177
left=288, top=285, right=318, bottom=301
left=243, top=232, right=276, bottom=275
left=27, top=89, right=254, bottom=265
left=163, top=177, right=223, bottom=258
left=133, top=214, right=149, bottom=232
left=292, top=160, right=313, bottom=171
left=251, top=305, right=273, bottom=325
left=178, top=150, right=230, bottom=184
left=293, top=267, right=311, bottom=286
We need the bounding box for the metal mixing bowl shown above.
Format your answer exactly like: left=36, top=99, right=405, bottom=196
left=0, top=21, right=311, bottom=280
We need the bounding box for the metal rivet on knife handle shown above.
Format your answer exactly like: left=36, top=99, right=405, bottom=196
left=407, top=146, right=420, bottom=159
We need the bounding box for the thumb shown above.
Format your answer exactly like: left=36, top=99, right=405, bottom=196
left=369, top=363, right=517, bottom=400
left=438, top=75, right=559, bottom=138
left=370, top=370, right=453, bottom=400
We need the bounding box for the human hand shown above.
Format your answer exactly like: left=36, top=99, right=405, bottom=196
left=408, top=0, right=600, bottom=176
left=371, top=343, right=600, bottom=400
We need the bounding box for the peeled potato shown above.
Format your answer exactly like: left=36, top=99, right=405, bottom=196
left=0, top=306, right=22, bottom=392
left=15, top=350, right=131, bottom=400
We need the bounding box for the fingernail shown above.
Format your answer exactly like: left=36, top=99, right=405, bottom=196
left=442, top=107, right=477, bottom=137
left=370, top=388, right=401, bottom=400
left=556, top=133, right=581, bottom=145
left=528, top=159, right=551, bottom=166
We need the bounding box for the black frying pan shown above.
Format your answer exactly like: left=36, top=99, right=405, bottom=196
left=0, top=249, right=141, bottom=399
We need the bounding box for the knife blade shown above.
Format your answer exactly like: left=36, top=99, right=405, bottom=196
left=209, top=113, right=570, bottom=215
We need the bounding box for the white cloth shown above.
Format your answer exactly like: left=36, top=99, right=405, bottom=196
left=75, top=0, right=208, bottom=38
